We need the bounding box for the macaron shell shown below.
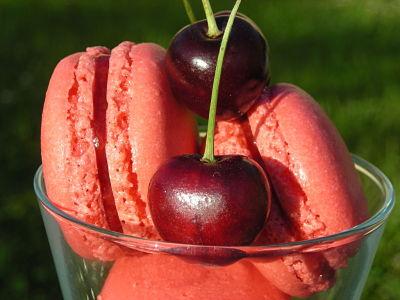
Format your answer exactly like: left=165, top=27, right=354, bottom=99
left=248, top=83, right=368, bottom=267
left=106, top=41, right=149, bottom=238
left=98, top=254, right=290, bottom=300
left=42, top=52, right=82, bottom=216
left=214, top=119, right=335, bottom=297
left=106, top=42, right=197, bottom=238
left=128, top=43, right=197, bottom=206
left=41, top=47, right=123, bottom=260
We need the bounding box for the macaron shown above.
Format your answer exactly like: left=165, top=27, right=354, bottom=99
left=247, top=84, right=368, bottom=268
left=214, top=117, right=334, bottom=297
left=41, top=42, right=197, bottom=260
left=213, top=83, right=368, bottom=297
left=41, top=46, right=123, bottom=260
left=98, top=254, right=290, bottom=300
left=106, top=41, right=197, bottom=239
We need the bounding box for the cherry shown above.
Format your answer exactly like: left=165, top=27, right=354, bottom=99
left=148, top=154, right=270, bottom=245
left=148, top=3, right=271, bottom=247
left=165, top=8, right=269, bottom=120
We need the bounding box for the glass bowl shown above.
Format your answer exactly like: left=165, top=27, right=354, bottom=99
left=34, top=155, right=394, bottom=300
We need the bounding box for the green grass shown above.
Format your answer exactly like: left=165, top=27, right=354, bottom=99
left=0, top=0, right=399, bottom=299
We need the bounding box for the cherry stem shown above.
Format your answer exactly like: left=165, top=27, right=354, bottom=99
left=201, top=0, right=222, bottom=38
left=202, top=0, right=242, bottom=163
left=182, top=0, right=197, bottom=24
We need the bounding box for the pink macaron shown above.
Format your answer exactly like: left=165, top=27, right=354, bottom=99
left=41, top=46, right=124, bottom=260
left=214, top=117, right=334, bottom=297
left=214, top=83, right=368, bottom=297
left=98, top=254, right=290, bottom=300
left=41, top=42, right=197, bottom=260
left=106, top=41, right=197, bottom=239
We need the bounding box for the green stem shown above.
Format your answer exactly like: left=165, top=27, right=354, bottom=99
left=201, top=0, right=222, bottom=38
left=202, top=0, right=242, bottom=163
left=182, top=0, right=197, bottom=24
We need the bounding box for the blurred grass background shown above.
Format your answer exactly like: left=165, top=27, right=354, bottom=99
left=0, top=0, right=398, bottom=299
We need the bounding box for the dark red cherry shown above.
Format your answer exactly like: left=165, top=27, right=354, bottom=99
left=165, top=14, right=270, bottom=120
left=148, top=154, right=271, bottom=246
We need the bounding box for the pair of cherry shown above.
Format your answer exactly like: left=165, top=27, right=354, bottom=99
left=149, top=2, right=271, bottom=246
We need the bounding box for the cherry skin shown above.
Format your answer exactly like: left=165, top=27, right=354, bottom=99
left=165, top=14, right=270, bottom=120
left=148, top=154, right=271, bottom=246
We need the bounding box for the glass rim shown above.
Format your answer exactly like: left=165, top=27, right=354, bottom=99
left=33, top=154, right=395, bottom=252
